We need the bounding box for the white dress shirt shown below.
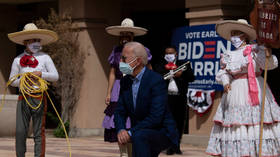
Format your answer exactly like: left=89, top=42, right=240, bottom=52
left=9, top=51, right=59, bottom=87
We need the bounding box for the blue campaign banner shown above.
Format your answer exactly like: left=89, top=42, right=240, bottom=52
left=171, top=24, right=233, bottom=91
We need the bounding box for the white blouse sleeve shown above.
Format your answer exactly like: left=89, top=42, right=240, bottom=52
left=9, top=58, right=20, bottom=87
left=41, top=55, right=59, bottom=82
left=216, top=53, right=232, bottom=86
left=216, top=69, right=232, bottom=86
left=254, top=45, right=278, bottom=70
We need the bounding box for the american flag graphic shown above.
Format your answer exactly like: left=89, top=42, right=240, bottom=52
left=203, top=41, right=216, bottom=59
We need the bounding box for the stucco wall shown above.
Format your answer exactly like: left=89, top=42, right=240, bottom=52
left=59, top=0, right=121, bottom=136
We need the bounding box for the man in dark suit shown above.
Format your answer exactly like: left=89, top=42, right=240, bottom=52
left=154, top=46, right=194, bottom=155
left=114, top=42, right=178, bottom=157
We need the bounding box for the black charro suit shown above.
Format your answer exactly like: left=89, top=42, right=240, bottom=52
left=154, top=59, right=194, bottom=151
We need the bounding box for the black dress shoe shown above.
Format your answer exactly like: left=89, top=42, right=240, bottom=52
left=175, top=148, right=183, bottom=154
left=166, top=148, right=175, bottom=155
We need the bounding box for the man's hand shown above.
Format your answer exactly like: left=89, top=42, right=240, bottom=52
left=174, top=70, right=182, bottom=77
left=26, top=71, right=41, bottom=85
left=224, top=84, right=231, bottom=93
left=264, top=47, right=272, bottom=57
left=32, top=71, right=42, bottom=77
left=165, top=73, right=174, bottom=80
left=256, top=43, right=272, bottom=57
left=117, top=130, right=131, bottom=145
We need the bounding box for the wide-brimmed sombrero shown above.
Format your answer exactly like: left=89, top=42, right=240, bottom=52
left=216, top=19, right=256, bottom=41
left=8, top=23, right=58, bottom=45
left=106, top=18, right=147, bottom=36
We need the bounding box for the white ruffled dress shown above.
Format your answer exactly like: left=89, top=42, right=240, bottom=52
left=206, top=44, right=280, bottom=157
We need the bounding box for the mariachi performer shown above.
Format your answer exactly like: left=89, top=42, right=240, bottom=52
left=154, top=46, right=194, bottom=155
left=206, top=19, right=280, bottom=156
left=8, top=23, right=59, bottom=157
left=103, top=18, right=152, bottom=156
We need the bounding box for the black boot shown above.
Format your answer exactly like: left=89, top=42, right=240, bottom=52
left=175, top=147, right=182, bottom=154
left=175, top=144, right=182, bottom=154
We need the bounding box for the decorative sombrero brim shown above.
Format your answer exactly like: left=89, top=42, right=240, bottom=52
left=106, top=26, right=147, bottom=36
left=8, top=29, right=58, bottom=45
left=216, top=20, right=257, bottom=41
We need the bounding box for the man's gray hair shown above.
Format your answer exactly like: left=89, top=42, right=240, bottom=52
left=124, top=42, right=148, bottom=65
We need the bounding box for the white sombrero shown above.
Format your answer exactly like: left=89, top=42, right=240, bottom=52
left=8, top=23, right=58, bottom=45
left=106, top=18, right=147, bottom=36
left=216, top=19, right=257, bottom=41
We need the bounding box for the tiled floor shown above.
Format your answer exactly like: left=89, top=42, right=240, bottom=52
left=0, top=136, right=207, bottom=157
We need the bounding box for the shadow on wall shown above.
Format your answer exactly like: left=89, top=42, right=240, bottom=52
left=0, top=5, right=18, bottom=94
left=86, top=25, right=117, bottom=79
left=79, top=0, right=121, bottom=80
left=131, top=9, right=188, bottom=67
left=0, top=32, right=18, bottom=94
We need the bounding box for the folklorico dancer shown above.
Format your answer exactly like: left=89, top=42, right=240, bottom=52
left=103, top=18, right=152, bottom=157
left=206, top=19, right=280, bottom=156
left=7, top=23, right=59, bottom=157
left=154, top=46, right=194, bottom=155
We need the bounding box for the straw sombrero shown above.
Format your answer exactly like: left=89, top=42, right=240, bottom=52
left=216, top=19, right=257, bottom=41
left=8, top=23, right=58, bottom=45
left=106, top=18, right=147, bottom=36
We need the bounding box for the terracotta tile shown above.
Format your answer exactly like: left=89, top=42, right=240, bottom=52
left=0, top=137, right=207, bottom=157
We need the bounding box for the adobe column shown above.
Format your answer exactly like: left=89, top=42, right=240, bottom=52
left=59, top=0, right=121, bottom=137
left=186, top=0, right=253, bottom=26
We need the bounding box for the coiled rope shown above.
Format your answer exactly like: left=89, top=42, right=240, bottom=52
left=0, top=72, right=71, bottom=157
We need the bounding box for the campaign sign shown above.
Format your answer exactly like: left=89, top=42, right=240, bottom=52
left=258, top=7, right=279, bottom=43
left=171, top=24, right=233, bottom=91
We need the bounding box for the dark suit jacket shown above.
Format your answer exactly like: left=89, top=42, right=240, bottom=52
left=114, top=68, right=179, bottom=145
left=154, top=59, right=195, bottom=97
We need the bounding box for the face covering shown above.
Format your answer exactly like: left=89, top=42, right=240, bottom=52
left=119, top=57, right=137, bottom=75
left=27, top=42, right=42, bottom=54
left=230, top=35, right=244, bottom=48
left=164, top=54, right=176, bottom=62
